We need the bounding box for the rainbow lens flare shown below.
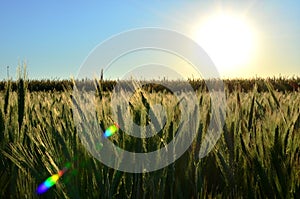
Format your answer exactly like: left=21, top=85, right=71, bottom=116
left=36, top=163, right=71, bottom=194
left=104, top=123, right=119, bottom=137
left=36, top=174, right=60, bottom=194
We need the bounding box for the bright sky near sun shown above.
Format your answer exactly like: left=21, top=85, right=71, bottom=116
left=0, top=1, right=299, bottom=80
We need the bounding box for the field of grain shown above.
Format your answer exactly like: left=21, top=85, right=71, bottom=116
left=0, top=79, right=300, bottom=198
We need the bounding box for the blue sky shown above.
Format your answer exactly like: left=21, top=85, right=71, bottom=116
left=0, top=1, right=300, bottom=80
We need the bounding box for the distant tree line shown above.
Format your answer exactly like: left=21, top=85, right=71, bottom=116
left=0, top=77, right=299, bottom=93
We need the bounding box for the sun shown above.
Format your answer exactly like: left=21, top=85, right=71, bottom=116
left=193, top=14, right=255, bottom=75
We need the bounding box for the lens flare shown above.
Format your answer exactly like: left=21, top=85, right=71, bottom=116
left=104, top=123, right=119, bottom=137
left=36, top=174, right=60, bottom=194
left=37, top=122, right=119, bottom=195
left=36, top=163, right=71, bottom=194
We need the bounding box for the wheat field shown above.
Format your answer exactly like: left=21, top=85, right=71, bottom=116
left=0, top=78, right=300, bottom=198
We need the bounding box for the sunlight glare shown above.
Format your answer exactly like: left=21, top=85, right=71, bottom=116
left=193, top=14, right=255, bottom=75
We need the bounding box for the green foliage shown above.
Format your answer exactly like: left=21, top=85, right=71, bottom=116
left=0, top=76, right=300, bottom=92
left=0, top=78, right=299, bottom=198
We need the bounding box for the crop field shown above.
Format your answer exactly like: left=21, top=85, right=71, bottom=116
left=0, top=78, right=300, bottom=198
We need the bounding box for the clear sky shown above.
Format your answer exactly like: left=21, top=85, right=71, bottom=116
left=0, top=1, right=299, bottom=80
